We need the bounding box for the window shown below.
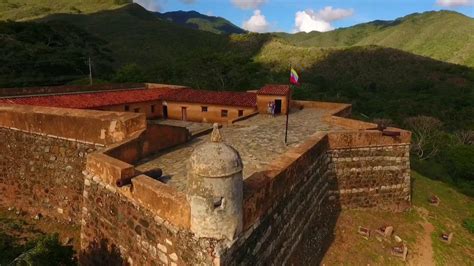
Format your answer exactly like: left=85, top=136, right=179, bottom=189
left=221, top=110, right=228, bottom=117
left=151, top=105, right=155, bottom=113
left=134, top=108, right=140, bottom=113
left=124, top=105, right=130, bottom=111
left=201, top=106, right=208, bottom=112
left=238, top=110, right=244, bottom=117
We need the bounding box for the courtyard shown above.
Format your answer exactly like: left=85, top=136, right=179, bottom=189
left=136, top=108, right=346, bottom=192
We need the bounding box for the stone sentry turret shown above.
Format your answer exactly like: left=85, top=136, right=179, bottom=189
left=187, top=123, right=243, bottom=241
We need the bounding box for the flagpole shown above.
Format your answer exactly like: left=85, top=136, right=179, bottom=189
left=285, top=65, right=291, bottom=145
left=284, top=86, right=290, bottom=144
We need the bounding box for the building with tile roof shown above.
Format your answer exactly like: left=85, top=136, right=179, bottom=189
left=0, top=83, right=291, bottom=123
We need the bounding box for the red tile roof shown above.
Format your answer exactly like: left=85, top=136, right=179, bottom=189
left=162, top=89, right=257, bottom=108
left=0, top=85, right=293, bottom=109
left=257, top=84, right=291, bottom=96
left=0, top=88, right=176, bottom=109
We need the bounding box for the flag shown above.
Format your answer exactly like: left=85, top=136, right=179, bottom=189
left=290, top=68, right=300, bottom=86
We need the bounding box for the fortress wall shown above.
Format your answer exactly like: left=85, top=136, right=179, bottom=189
left=80, top=172, right=217, bottom=265
left=327, top=130, right=411, bottom=210
left=0, top=105, right=144, bottom=224
left=0, top=127, right=99, bottom=224
left=224, top=133, right=338, bottom=265
left=222, top=128, right=411, bottom=265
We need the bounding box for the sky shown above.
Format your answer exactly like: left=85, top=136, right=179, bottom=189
left=133, top=0, right=474, bottom=33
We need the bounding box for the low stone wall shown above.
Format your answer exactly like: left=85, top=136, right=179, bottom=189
left=105, top=123, right=191, bottom=164
left=0, top=83, right=145, bottom=97
left=0, top=105, right=145, bottom=145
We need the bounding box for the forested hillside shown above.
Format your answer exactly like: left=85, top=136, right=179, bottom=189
left=156, top=10, right=246, bottom=34
left=278, top=11, right=474, bottom=68
left=0, top=20, right=113, bottom=87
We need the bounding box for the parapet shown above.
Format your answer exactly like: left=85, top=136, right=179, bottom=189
left=0, top=104, right=145, bottom=145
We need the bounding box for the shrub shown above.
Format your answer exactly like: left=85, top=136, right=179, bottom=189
left=445, top=145, right=474, bottom=181
left=113, top=64, right=147, bottom=83
left=463, top=218, right=474, bottom=234
left=12, top=234, right=75, bottom=265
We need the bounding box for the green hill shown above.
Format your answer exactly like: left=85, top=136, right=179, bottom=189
left=279, top=11, right=474, bottom=67
left=156, top=10, right=246, bottom=35
left=0, top=0, right=130, bottom=21
left=39, top=4, right=230, bottom=68
left=0, top=20, right=113, bottom=87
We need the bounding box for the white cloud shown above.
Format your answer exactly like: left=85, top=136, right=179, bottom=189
left=231, top=0, right=267, bottom=10
left=243, top=9, right=270, bottom=33
left=316, top=6, right=354, bottom=22
left=133, top=0, right=162, bottom=11
left=294, top=6, right=354, bottom=33
left=436, top=0, right=474, bottom=6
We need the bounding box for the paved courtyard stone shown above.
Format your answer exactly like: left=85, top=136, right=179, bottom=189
left=136, top=108, right=346, bottom=192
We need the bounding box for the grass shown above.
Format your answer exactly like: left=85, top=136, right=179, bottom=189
left=411, top=171, right=474, bottom=265
left=322, top=171, right=474, bottom=265
left=0, top=207, right=81, bottom=264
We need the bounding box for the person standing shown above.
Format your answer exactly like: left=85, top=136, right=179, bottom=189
left=271, top=101, right=276, bottom=117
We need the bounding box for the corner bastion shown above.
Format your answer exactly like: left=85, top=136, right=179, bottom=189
left=0, top=99, right=411, bottom=265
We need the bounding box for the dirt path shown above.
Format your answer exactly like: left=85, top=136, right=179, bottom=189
left=410, top=207, right=435, bottom=266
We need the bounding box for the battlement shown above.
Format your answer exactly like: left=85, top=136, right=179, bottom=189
left=0, top=84, right=411, bottom=265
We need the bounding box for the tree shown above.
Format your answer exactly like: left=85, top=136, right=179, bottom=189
left=454, top=130, right=474, bottom=146
left=446, top=145, right=474, bottom=181
left=404, top=116, right=443, bottom=160
left=113, top=63, right=147, bottom=83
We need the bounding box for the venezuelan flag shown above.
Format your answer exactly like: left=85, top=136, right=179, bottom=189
left=290, top=68, right=300, bottom=86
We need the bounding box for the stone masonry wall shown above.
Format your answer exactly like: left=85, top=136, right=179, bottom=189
left=0, top=127, right=100, bottom=224
left=328, top=144, right=411, bottom=210
left=80, top=173, right=221, bottom=266
left=223, top=136, right=339, bottom=265
left=220, top=131, right=411, bottom=265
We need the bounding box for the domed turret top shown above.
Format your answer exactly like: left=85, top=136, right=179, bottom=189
left=189, top=123, right=243, bottom=178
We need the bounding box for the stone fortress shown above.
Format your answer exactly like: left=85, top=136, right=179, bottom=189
left=0, top=83, right=411, bottom=265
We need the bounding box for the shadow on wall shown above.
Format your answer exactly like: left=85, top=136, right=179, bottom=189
left=287, top=171, right=342, bottom=265
left=79, top=239, right=126, bottom=266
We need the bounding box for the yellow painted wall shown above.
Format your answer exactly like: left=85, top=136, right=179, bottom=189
left=165, top=101, right=256, bottom=123
left=99, top=101, right=163, bottom=119
left=256, top=95, right=290, bottom=115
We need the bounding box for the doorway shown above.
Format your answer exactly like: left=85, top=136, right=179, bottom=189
left=162, top=106, right=168, bottom=119
left=274, top=99, right=282, bottom=114
left=181, top=107, right=187, bottom=121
